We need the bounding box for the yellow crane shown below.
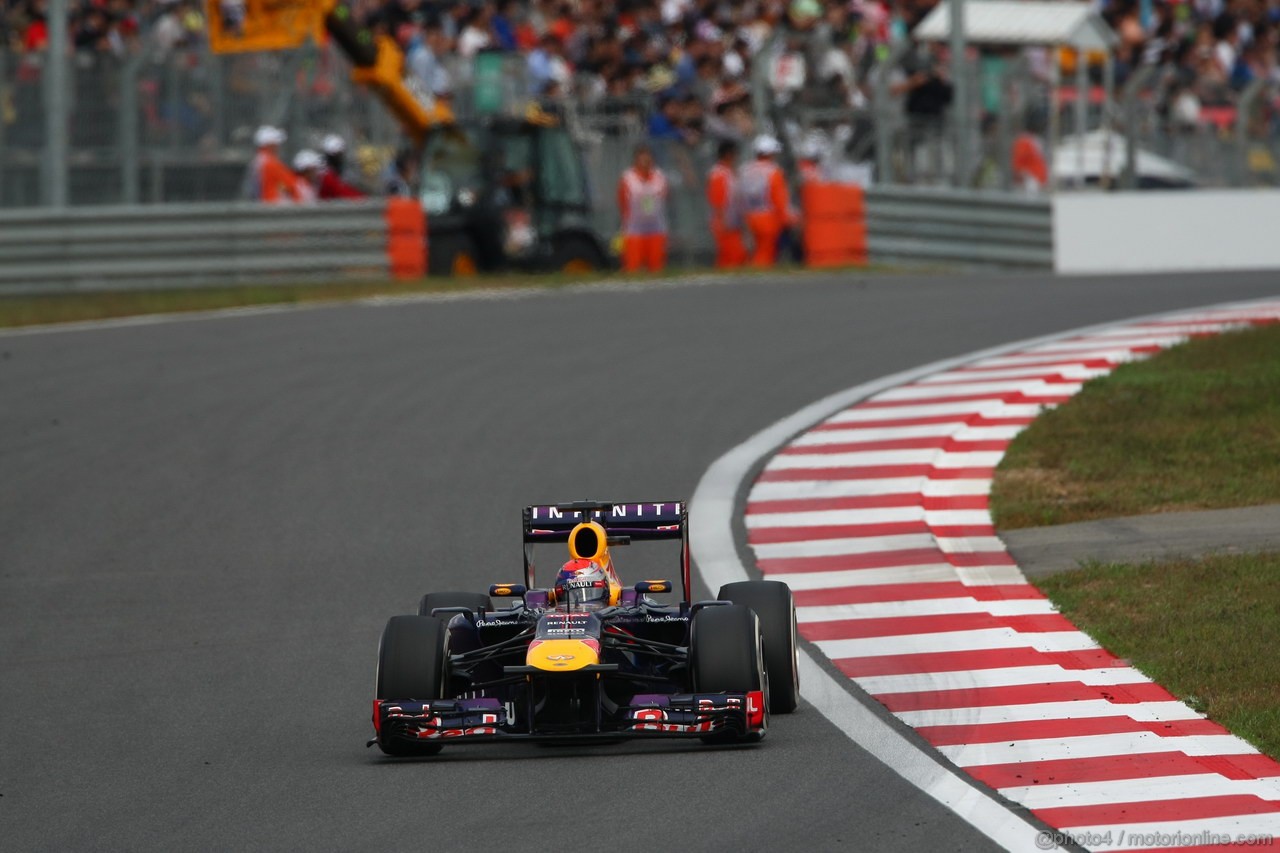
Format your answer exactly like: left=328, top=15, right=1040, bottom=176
left=207, top=0, right=432, bottom=142
left=207, top=0, right=611, bottom=274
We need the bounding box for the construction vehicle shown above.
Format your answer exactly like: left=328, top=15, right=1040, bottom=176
left=413, top=104, right=609, bottom=275
left=208, top=0, right=611, bottom=275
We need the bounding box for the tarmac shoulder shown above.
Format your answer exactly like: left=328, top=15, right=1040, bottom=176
left=1002, top=504, right=1280, bottom=579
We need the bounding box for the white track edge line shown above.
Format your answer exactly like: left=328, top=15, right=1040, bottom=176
left=688, top=294, right=1280, bottom=853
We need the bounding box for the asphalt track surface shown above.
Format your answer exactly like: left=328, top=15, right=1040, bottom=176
left=3, top=270, right=1278, bottom=852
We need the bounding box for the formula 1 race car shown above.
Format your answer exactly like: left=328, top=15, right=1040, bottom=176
left=370, top=500, right=799, bottom=756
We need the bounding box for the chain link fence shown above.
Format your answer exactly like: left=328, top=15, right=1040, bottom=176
left=1118, top=66, right=1280, bottom=190
left=1, top=42, right=403, bottom=207
left=5, top=39, right=1280, bottom=215
left=770, top=47, right=1280, bottom=194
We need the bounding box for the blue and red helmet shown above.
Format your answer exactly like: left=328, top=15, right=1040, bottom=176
left=554, top=559, right=610, bottom=609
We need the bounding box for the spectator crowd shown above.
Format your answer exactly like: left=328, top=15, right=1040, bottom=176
left=3, top=0, right=206, bottom=61
left=350, top=0, right=1280, bottom=146
left=4, top=0, right=1280, bottom=182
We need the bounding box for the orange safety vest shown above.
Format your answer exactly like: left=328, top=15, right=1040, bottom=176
left=293, top=174, right=318, bottom=204
left=618, top=167, right=669, bottom=236
left=1012, top=133, right=1048, bottom=189
left=707, top=162, right=744, bottom=231
left=739, top=159, right=793, bottom=222
left=252, top=150, right=302, bottom=204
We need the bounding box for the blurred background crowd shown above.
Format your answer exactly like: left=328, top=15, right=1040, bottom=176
left=5, top=0, right=1280, bottom=135
left=4, top=0, right=1280, bottom=212
left=3, top=0, right=205, bottom=61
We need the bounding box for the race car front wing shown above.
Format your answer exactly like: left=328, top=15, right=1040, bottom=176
left=370, top=690, right=766, bottom=748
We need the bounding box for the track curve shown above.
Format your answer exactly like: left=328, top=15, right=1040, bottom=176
left=3, top=270, right=1278, bottom=851
left=708, top=299, right=1280, bottom=851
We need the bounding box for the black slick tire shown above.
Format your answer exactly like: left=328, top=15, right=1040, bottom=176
left=690, top=604, right=767, bottom=742
left=427, top=230, right=478, bottom=277
left=548, top=232, right=606, bottom=273
left=718, top=580, right=799, bottom=714
left=375, top=615, right=448, bottom=757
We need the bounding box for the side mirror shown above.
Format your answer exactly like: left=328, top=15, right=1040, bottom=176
left=635, top=580, right=672, bottom=595
left=489, top=583, right=528, bottom=597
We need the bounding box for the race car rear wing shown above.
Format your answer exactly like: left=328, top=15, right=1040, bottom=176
left=522, top=501, right=691, bottom=602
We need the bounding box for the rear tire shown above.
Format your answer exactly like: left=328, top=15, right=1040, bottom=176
left=428, top=230, right=478, bottom=277
left=375, top=615, right=448, bottom=757
left=548, top=232, right=606, bottom=273
left=690, top=605, right=767, bottom=743
left=718, top=581, right=799, bottom=714
left=417, top=591, right=490, bottom=618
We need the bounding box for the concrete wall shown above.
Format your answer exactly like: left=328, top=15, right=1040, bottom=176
left=1054, top=190, right=1280, bottom=275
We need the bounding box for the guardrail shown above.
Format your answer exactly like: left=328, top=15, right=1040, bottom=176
left=866, top=187, right=1054, bottom=270
left=0, top=201, right=390, bottom=295
left=0, top=189, right=1052, bottom=295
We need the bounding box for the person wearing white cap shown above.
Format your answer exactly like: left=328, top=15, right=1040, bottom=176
left=739, top=134, right=797, bottom=266
left=317, top=134, right=365, bottom=200
left=290, top=149, right=322, bottom=204
left=321, top=134, right=345, bottom=156
left=797, top=137, right=826, bottom=184
left=244, top=125, right=301, bottom=204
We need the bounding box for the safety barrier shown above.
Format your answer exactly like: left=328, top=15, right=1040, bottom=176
left=0, top=201, right=390, bottom=295
left=0, top=188, right=1055, bottom=294
left=1054, top=190, right=1280, bottom=274
left=802, top=183, right=869, bottom=269
left=385, top=199, right=427, bottom=279
left=865, top=187, right=1054, bottom=270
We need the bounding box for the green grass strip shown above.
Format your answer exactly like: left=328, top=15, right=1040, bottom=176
left=1040, top=551, right=1280, bottom=760
left=0, top=262, right=896, bottom=329
left=0, top=272, right=626, bottom=328
left=991, top=323, right=1280, bottom=530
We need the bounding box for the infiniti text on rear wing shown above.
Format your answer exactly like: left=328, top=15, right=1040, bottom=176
left=523, top=501, right=685, bottom=541
left=521, top=501, right=691, bottom=601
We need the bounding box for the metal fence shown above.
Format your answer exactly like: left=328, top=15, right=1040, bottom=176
left=0, top=200, right=388, bottom=293
left=0, top=44, right=403, bottom=208
left=578, top=132, right=718, bottom=268
left=6, top=20, right=1276, bottom=292
left=1116, top=67, right=1280, bottom=190
left=0, top=187, right=1049, bottom=295
left=866, top=186, right=1052, bottom=269
left=771, top=48, right=1280, bottom=193
left=7, top=34, right=1280, bottom=225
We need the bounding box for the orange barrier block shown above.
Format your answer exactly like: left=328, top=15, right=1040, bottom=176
left=802, top=182, right=867, bottom=269
left=385, top=198, right=426, bottom=279
left=804, top=183, right=866, bottom=219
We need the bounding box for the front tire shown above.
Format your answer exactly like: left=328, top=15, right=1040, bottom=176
left=375, top=615, right=448, bottom=756
left=718, top=581, right=799, bottom=714
left=690, top=604, right=767, bottom=742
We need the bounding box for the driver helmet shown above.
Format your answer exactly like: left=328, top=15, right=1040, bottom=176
left=554, top=559, right=611, bottom=609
